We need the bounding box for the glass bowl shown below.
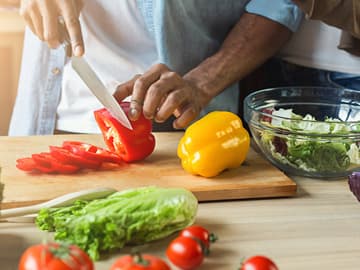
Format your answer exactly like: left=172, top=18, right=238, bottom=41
left=243, top=87, right=360, bottom=179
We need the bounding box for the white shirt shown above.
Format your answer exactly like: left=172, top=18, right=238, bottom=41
left=278, top=20, right=360, bottom=75
left=56, top=0, right=158, bottom=133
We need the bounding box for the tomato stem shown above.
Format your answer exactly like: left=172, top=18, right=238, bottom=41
left=192, top=237, right=210, bottom=256
left=209, top=232, right=218, bottom=243
left=132, top=252, right=150, bottom=266
left=49, top=243, right=71, bottom=258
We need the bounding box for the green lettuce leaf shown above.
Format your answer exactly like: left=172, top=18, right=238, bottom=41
left=287, top=141, right=350, bottom=172
left=36, top=186, right=198, bottom=260
left=259, top=108, right=360, bottom=173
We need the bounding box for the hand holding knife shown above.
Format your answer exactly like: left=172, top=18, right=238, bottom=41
left=60, top=18, right=133, bottom=130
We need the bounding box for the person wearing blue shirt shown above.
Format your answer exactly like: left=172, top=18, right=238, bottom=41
left=9, top=0, right=302, bottom=135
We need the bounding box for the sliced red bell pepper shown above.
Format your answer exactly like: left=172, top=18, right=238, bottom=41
left=32, top=153, right=80, bottom=174
left=94, top=101, right=156, bottom=162
left=16, top=157, right=51, bottom=173
left=49, top=146, right=102, bottom=169
left=62, top=141, right=122, bottom=164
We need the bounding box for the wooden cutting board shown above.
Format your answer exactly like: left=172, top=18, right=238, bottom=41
left=0, top=133, right=296, bottom=209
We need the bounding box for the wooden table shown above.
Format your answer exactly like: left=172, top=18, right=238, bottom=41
left=1, top=133, right=360, bottom=269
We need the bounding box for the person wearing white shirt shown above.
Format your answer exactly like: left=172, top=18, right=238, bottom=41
left=9, top=0, right=302, bottom=135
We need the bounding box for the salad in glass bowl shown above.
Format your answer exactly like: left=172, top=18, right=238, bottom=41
left=244, top=87, right=360, bottom=178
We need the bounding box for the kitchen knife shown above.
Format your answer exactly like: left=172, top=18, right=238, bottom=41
left=71, top=56, right=133, bottom=130
left=58, top=17, right=132, bottom=130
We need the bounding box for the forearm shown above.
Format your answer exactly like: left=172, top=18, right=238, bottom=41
left=184, top=12, right=292, bottom=103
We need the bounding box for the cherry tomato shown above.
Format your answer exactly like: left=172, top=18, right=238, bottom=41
left=241, top=255, right=279, bottom=270
left=179, top=225, right=217, bottom=248
left=166, top=236, right=204, bottom=270
left=110, top=254, right=170, bottom=270
left=49, top=146, right=102, bottom=169
left=18, top=242, right=94, bottom=270
left=62, top=141, right=122, bottom=164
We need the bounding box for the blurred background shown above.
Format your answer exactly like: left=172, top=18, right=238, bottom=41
left=0, top=0, right=24, bottom=136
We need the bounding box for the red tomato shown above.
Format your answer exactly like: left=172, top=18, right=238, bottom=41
left=110, top=254, right=170, bottom=270
left=166, top=236, right=204, bottom=270
left=62, top=141, right=122, bottom=164
left=18, top=242, right=94, bottom=270
left=179, top=225, right=217, bottom=248
left=49, top=145, right=102, bottom=169
left=241, top=255, right=279, bottom=270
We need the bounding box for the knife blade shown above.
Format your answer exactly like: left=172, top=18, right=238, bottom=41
left=71, top=56, right=133, bottom=130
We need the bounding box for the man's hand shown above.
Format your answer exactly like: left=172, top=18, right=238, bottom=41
left=113, top=63, right=212, bottom=129
left=20, top=0, right=84, bottom=56
left=113, top=13, right=292, bottom=130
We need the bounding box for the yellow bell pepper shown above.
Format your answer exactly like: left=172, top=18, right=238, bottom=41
left=177, top=111, right=250, bottom=177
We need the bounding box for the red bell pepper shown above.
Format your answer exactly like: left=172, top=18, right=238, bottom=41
left=94, top=101, right=156, bottom=162
left=16, top=157, right=52, bottom=173
left=49, top=145, right=102, bottom=169
left=31, top=153, right=80, bottom=174
left=62, top=141, right=122, bottom=164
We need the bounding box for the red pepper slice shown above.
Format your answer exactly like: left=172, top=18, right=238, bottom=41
left=62, top=141, right=122, bottom=164
left=94, top=101, right=156, bottom=162
left=16, top=157, right=46, bottom=172
left=49, top=146, right=102, bottom=169
left=32, top=153, right=80, bottom=174
left=16, top=157, right=57, bottom=173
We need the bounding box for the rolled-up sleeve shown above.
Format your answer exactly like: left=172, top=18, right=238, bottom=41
left=245, top=0, right=303, bottom=32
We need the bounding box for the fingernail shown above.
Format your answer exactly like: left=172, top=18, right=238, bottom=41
left=74, top=45, right=82, bottom=56
left=155, top=116, right=164, bottom=123
left=172, top=121, right=180, bottom=129
left=129, top=108, right=138, bottom=119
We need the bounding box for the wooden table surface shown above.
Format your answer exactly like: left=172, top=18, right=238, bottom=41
left=1, top=136, right=360, bottom=269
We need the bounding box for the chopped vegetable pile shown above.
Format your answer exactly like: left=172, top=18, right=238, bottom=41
left=36, top=186, right=198, bottom=260
left=257, top=108, right=360, bottom=174
left=16, top=141, right=122, bottom=174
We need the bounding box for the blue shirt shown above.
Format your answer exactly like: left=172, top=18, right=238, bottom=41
left=9, top=0, right=302, bottom=135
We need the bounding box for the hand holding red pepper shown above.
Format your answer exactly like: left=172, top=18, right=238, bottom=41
left=113, top=64, right=211, bottom=129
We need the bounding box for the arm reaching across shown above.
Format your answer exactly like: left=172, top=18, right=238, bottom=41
left=114, top=13, right=292, bottom=129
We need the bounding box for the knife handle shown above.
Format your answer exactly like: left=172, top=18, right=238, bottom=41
left=0, top=187, right=116, bottom=221
left=0, top=205, right=40, bottom=219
